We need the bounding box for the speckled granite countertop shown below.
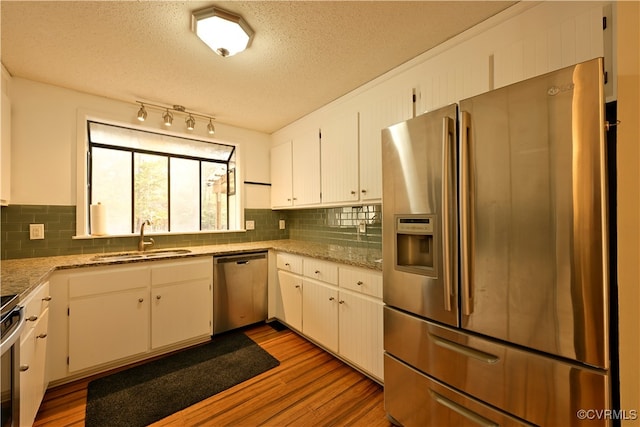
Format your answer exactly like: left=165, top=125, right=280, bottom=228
left=0, top=240, right=382, bottom=301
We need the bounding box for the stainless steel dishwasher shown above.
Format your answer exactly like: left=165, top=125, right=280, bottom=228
left=213, top=251, right=268, bottom=334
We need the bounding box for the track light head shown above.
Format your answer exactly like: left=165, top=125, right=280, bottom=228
left=186, top=114, right=196, bottom=131
left=207, top=119, right=216, bottom=135
left=163, top=110, right=173, bottom=126
left=137, top=104, right=147, bottom=122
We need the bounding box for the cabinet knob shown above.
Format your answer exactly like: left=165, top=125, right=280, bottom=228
left=295, top=285, right=301, bottom=289
left=350, top=190, right=357, bottom=195
left=357, top=281, right=363, bottom=286
left=37, top=333, right=47, bottom=339
left=315, top=270, right=320, bottom=274
left=285, top=263, right=290, bottom=267
left=138, top=298, right=144, bottom=303
left=293, top=197, right=298, bottom=201
left=20, top=365, right=29, bottom=372
left=329, top=297, right=335, bottom=301
left=156, top=295, right=162, bottom=300
left=42, top=296, right=52, bottom=301
left=361, top=189, right=367, bottom=194
left=339, top=300, right=345, bottom=304
left=26, top=315, right=38, bottom=322
left=287, top=198, right=291, bottom=202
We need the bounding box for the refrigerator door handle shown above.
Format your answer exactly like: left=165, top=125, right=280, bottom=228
left=428, top=389, right=499, bottom=427
left=441, top=116, right=454, bottom=312
left=460, top=111, right=473, bottom=316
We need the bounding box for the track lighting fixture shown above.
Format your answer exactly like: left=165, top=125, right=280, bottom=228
left=186, top=114, right=196, bottom=131
left=163, top=109, right=173, bottom=127
left=137, top=104, right=147, bottom=121
left=135, top=101, right=216, bottom=136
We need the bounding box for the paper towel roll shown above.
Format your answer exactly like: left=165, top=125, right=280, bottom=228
left=90, top=203, right=107, bottom=236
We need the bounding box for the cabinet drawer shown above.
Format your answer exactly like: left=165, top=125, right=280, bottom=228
left=276, top=253, right=303, bottom=274
left=339, top=266, right=382, bottom=298
left=151, top=257, right=212, bottom=286
left=303, top=258, right=338, bottom=285
left=69, top=265, right=149, bottom=298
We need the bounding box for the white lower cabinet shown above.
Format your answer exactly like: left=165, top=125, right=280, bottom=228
left=338, top=291, right=384, bottom=380
left=302, top=279, right=338, bottom=353
left=49, top=257, right=213, bottom=383
left=150, top=258, right=213, bottom=349
left=68, top=265, right=150, bottom=372
left=19, top=281, right=51, bottom=427
left=274, top=252, right=384, bottom=382
left=275, top=270, right=303, bottom=331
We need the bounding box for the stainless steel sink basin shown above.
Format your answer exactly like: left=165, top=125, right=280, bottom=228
left=143, top=249, right=192, bottom=257
left=92, top=253, right=144, bottom=261
left=92, top=249, right=191, bottom=262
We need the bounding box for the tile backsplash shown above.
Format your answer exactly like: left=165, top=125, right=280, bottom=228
left=0, top=205, right=287, bottom=259
left=1, top=204, right=382, bottom=259
left=286, top=205, right=381, bottom=249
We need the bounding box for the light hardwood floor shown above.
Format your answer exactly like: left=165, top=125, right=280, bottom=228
left=34, top=323, right=391, bottom=426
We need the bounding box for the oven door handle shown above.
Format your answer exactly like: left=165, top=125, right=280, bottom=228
left=0, top=306, right=26, bottom=355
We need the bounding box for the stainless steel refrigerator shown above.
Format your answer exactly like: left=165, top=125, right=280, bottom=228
left=382, top=58, right=611, bottom=426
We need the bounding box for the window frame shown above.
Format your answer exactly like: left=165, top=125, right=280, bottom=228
left=75, top=111, right=243, bottom=238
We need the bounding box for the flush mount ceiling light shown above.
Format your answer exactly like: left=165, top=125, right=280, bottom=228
left=135, top=101, right=216, bottom=136
left=191, top=6, right=254, bottom=57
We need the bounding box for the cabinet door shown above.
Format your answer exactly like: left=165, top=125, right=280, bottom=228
left=68, top=288, right=149, bottom=372
left=302, top=279, right=339, bottom=353
left=292, top=128, right=321, bottom=206
left=151, top=280, right=211, bottom=349
left=338, top=291, right=384, bottom=381
left=276, top=270, right=303, bottom=331
left=321, top=111, right=360, bottom=204
left=359, top=87, right=414, bottom=202
left=270, top=141, right=293, bottom=208
left=20, top=325, right=37, bottom=427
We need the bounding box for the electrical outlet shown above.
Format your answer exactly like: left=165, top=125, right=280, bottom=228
left=245, top=220, right=255, bottom=230
left=30, top=224, right=45, bottom=240
left=279, top=220, right=286, bottom=230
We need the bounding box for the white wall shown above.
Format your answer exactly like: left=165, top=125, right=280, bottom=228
left=9, top=77, right=271, bottom=208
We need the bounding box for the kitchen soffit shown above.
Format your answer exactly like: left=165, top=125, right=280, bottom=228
left=0, top=1, right=516, bottom=134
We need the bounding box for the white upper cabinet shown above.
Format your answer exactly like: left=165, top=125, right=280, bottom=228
left=270, top=140, right=293, bottom=208
left=320, top=110, right=359, bottom=205
left=292, top=127, right=321, bottom=206
left=359, top=86, right=414, bottom=202
left=270, top=127, right=321, bottom=209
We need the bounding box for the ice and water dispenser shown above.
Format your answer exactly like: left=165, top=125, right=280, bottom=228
left=395, top=215, right=437, bottom=277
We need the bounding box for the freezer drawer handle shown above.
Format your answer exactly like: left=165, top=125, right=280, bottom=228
left=428, top=389, right=498, bottom=427
left=428, top=332, right=499, bottom=364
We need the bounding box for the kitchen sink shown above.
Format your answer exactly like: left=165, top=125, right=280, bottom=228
left=92, top=249, right=191, bottom=261
left=143, top=249, right=192, bottom=257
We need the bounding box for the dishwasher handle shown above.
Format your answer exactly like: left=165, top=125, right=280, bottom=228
left=214, top=251, right=267, bottom=265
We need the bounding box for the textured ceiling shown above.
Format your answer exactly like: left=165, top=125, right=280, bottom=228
left=1, top=1, right=516, bottom=134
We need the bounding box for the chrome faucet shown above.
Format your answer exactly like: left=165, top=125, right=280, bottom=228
left=138, top=219, right=155, bottom=251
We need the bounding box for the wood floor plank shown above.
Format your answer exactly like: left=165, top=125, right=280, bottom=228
left=34, top=322, right=391, bottom=427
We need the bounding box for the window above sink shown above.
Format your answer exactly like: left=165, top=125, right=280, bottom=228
left=74, top=113, right=245, bottom=238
